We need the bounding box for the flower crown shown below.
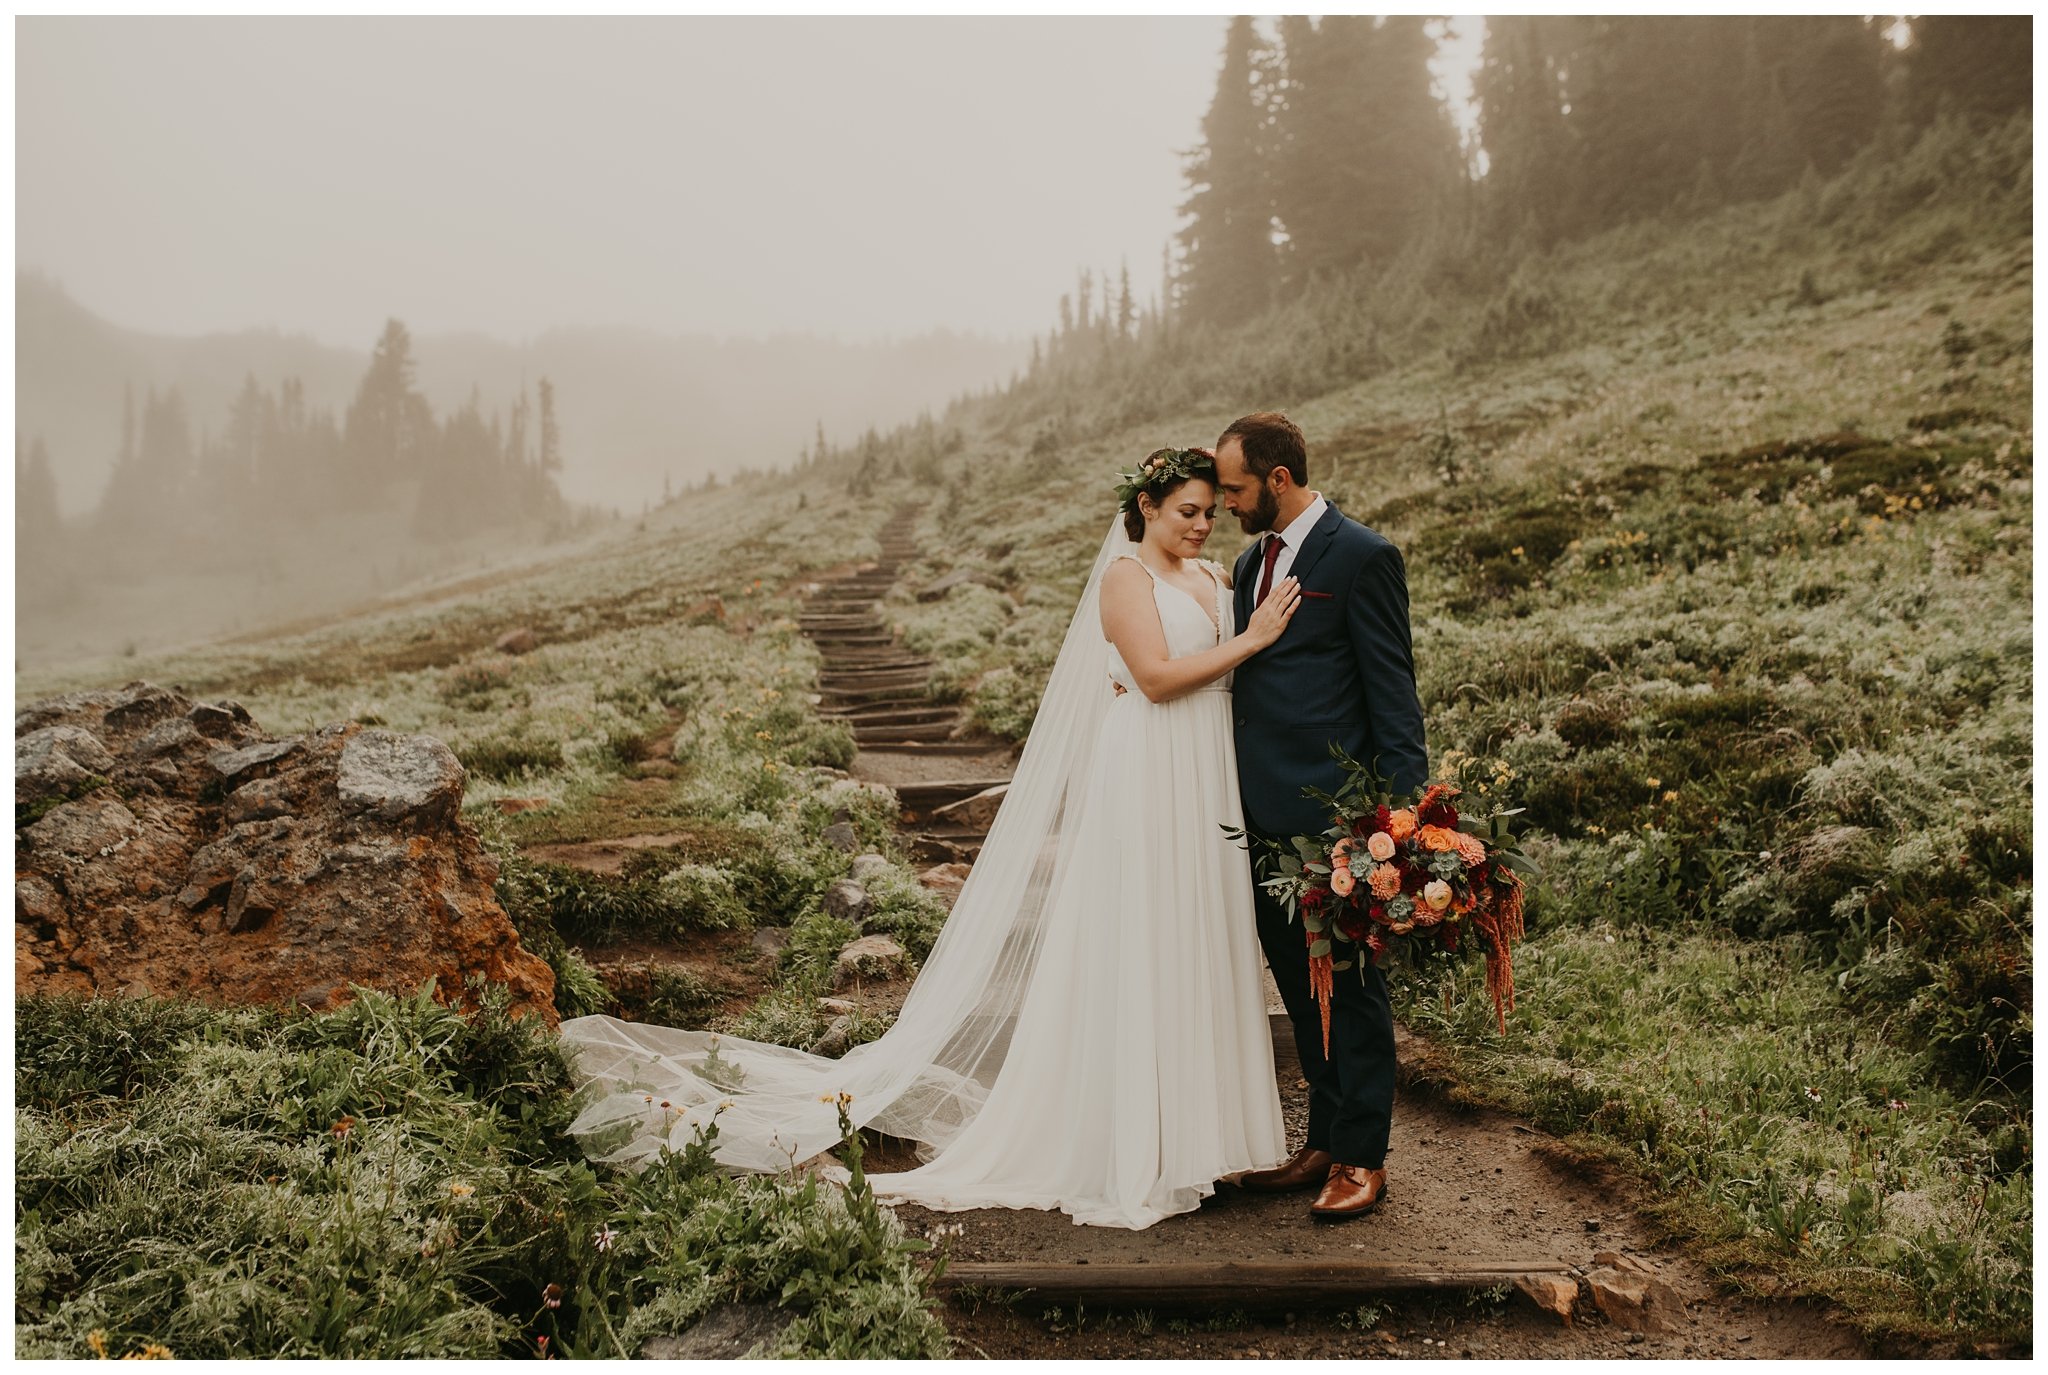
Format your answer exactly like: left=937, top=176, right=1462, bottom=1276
left=1111, top=447, right=1216, bottom=512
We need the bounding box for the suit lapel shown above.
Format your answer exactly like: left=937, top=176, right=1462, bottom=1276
left=1284, top=502, right=1346, bottom=588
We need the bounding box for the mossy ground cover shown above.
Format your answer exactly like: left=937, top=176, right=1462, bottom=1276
left=15, top=986, right=950, bottom=1359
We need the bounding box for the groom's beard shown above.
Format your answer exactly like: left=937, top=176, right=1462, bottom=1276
left=1235, top=482, right=1281, bottom=536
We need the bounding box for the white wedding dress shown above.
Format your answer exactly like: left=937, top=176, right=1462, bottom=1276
left=559, top=522, right=1285, bottom=1230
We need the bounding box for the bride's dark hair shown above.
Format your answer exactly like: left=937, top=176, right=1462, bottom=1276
left=1121, top=447, right=1216, bottom=542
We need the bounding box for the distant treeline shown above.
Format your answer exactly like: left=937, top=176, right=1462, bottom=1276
left=1016, top=14, right=2028, bottom=357
left=16, top=319, right=572, bottom=580
left=1177, top=14, right=2026, bottom=326
left=982, top=13, right=2029, bottom=438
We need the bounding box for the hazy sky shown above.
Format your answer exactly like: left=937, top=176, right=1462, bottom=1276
left=19, top=16, right=1485, bottom=347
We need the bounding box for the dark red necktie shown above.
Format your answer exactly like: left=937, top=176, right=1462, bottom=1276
left=1255, top=535, right=1284, bottom=607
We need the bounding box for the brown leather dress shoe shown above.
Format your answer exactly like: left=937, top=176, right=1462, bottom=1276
left=1309, top=1163, right=1389, bottom=1221
left=1234, top=1146, right=1333, bottom=1193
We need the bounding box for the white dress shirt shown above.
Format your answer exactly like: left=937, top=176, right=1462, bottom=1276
left=1258, top=491, right=1328, bottom=592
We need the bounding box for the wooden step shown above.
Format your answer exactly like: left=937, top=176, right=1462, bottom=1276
left=830, top=705, right=930, bottom=722
left=819, top=674, right=931, bottom=693
left=804, top=618, right=890, bottom=630
left=892, top=778, right=1014, bottom=811
left=908, top=828, right=987, bottom=864
left=824, top=704, right=957, bottom=725
left=820, top=683, right=929, bottom=700
left=858, top=740, right=1011, bottom=757
left=854, top=722, right=960, bottom=745
left=931, top=1259, right=1575, bottom=1308
left=819, top=659, right=930, bottom=676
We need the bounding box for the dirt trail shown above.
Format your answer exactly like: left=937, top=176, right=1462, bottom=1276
left=805, top=511, right=1868, bottom=1360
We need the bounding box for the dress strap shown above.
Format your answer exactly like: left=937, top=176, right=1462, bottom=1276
left=1114, top=552, right=1161, bottom=580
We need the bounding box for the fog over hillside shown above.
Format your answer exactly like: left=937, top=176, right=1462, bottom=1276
left=18, top=273, right=1027, bottom=518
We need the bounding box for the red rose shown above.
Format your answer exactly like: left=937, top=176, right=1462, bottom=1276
left=1336, top=913, right=1369, bottom=943
left=1368, top=902, right=1388, bottom=924
left=1400, top=863, right=1426, bottom=895
left=1300, top=887, right=1327, bottom=912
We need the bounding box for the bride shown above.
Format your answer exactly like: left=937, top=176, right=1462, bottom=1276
left=559, top=447, right=1303, bottom=1229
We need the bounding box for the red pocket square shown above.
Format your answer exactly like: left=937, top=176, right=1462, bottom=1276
left=1300, top=589, right=1333, bottom=600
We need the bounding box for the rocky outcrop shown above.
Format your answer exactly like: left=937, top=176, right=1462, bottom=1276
left=15, top=681, right=556, bottom=1025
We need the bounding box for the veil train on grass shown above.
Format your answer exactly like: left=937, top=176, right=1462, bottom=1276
left=558, top=517, right=1135, bottom=1173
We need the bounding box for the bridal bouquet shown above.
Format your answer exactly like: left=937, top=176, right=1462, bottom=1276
left=1230, top=752, right=1538, bottom=1049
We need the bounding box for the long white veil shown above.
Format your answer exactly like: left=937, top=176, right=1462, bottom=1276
left=557, top=517, right=1138, bottom=1172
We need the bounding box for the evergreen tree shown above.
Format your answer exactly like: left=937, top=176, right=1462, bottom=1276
left=1270, top=16, right=1463, bottom=284
left=17, top=433, right=61, bottom=548
left=1473, top=15, right=1579, bottom=245
left=1177, top=15, right=1277, bottom=326
left=1115, top=260, right=1137, bottom=340
left=95, top=385, right=193, bottom=544
left=343, top=319, right=433, bottom=498
left=1906, top=15, right=2032, bottom=127
left=537, top=377, right=561, bottom=474
left=1565, top=17, right=1746, bottom=229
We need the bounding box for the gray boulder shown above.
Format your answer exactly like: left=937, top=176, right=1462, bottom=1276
left=336, top=729, right=465, bottom=825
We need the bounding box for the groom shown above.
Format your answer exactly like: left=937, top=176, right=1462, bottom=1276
left=1215, top=411, right=1428, bottom=1222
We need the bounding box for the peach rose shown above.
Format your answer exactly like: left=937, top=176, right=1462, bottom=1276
left=1423, top=879, right=1453, bottom=911
left=1365, top=831, right=1397, bottom=862
left=1331, top=837, right=1356, bottom=869
left=1369, top=863, right=1403, bottom=900
left=1387, top=809, right=1417, bottom=842
left=1419, top=824, right=1462, bottom=852
left=1329, top=864, right=1357, bottom=898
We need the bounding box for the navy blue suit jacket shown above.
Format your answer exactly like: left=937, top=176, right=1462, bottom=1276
left=1231, top=501, right=1428, bottom=837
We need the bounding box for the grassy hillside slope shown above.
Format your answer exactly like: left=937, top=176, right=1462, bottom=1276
left=16, top=116, right=2030, bottom=1353
left=885, top=115, right=2032, bottom=1344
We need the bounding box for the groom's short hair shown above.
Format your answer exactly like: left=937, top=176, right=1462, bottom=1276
left=1218, top=412, right=1307, bottom=487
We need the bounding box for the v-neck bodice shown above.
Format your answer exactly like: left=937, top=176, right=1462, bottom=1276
left=1106, top=555, right=1232, bottom=697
